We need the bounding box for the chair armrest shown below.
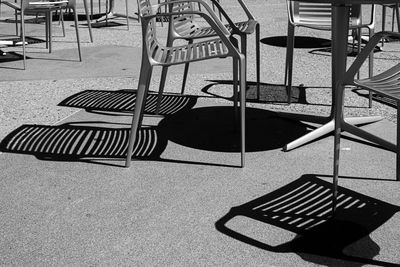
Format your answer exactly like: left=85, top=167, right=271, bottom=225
left=344, top=31, right=400, bottom=83
left=142, top=10, right=240, bottom=54
left=154, top=0, right=231, bottom=36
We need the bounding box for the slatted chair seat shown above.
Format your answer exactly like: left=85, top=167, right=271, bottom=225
left=354, top=64, right=400, bottom=99
left=152, top=38, right=229, bottom=65
left=154, top=0, right=260, bottom=100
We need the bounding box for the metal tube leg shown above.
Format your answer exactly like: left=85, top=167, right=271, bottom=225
left=239, top=55, right=246, bottom=168
left=255, top=23, right=260, bottom=100
left=155, top=66, right=169, bottom=115
left=125, top=0, right=129, bottom=29
left=126, top=61, right=152, bottom=167
left=397, top=101, right=400, bottom=181
left=83, top=0, right=93, bottom=42
left=73, top=6, right=82, bottom=61
left=180, top=39, right=194, bottom=95
left=233, top=57, right=239, bottom=123
left=285, top=24, right=295, bottom=104
left=21, top=10, right=26, bottom=69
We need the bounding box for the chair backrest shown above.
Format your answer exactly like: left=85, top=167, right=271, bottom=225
left=286, top=0, right=369, bottom=29
left=20, top=0, right=70, bottom=10
left=138, top=0, right=164, bottom=62
left=170, top=1, right=202, bottom=37
left=287, top=1, right=332, bottom=27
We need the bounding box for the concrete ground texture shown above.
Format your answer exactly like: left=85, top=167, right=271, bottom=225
left=1, top=0, right=400, bottom=265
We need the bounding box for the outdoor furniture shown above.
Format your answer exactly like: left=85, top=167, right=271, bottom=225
left=2, top=0, right=82, bottom=69
left=284, top=0, right=376, bottom=105
left=155, top=0, right=260, bottom=111
left=94, top=0, right=129, bottom=29
left=1, top=0, right=93, bottom=42
left=125, top=0, right=247, bottom=168
left=333, top=31, right=400, bottom=209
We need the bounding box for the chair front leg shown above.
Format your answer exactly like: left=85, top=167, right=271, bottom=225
left=126, top=60, right=153, bottom=167
left=238, top=54, right=246, bottom=168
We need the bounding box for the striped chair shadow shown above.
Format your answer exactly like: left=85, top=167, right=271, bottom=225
left=215, top=174, right=400, bottom=264
left=0, top=124, right=167, bottom=161
left=59, top=90, right=198, bottom=115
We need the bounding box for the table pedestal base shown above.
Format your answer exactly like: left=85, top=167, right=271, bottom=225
left=278, top=113, right=383, bottom=151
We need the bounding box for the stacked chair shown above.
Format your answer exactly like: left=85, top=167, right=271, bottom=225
left=126, top=0, right=247, bottom=167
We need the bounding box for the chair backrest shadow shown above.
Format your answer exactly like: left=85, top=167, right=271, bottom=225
left=0, top=123, right=167, bottom=165
left=215, top=174, right=400, bottom=266
left=58, top=90, right=198, bottom=115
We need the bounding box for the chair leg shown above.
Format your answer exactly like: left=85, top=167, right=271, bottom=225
left=125, top=0, right=129, bottom=30
left=285, top=24, right=295, bottom=104
left=48, top=11, right=53, bottom=53
left=21, top=10, right=26, bottom=69
left=397, top=101, right=400, bottom=181
left=395, top=4, right=400, bottom=32
left=125, top=61, right=153, bottom=168
left=382, top=5, right=387, bottom=47
left=60, top=8, right=66, bottom=37
left=155, top=66, right=169, bottom=115
left=368, top=27, right=374, bottom=108
left=72, top=6, right=82, bottom=61
left=83, top=0, right=94, bottom=42
left=239, top=55, right=246, bottom=168
left=180, top=39, right=194, bottom=95
left=233, top=57, right=239, bottom=123
left=255, top=23, right=260, bottom=100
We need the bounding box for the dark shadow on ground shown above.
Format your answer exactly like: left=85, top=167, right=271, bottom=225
left=215, top=174, right=400, bottom=267
left=352, top=88, right=398, bottom=109
left=59, top=90, right=198, bottom=116
left=261, top=36, right=331, bottom=48
left=203, top=80, right=308, bottom=104
left=0, top=122, right=167, bottom=166
left=158, top=106, right=308, bottom=152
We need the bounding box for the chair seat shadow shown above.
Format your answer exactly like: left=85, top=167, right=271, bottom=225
left=0, top=123, right=167, bottom=164
left=203, top=80, right=307, bottom=104
left=215, top=174, right=400, bottom=266
left=158, top=106, right=309, bottom=152
left=59, top=90, right=198, bottom=115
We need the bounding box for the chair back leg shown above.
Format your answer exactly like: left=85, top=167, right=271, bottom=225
left=82, top=0, right=93, bottom=42
left=397, top=101, right=400, bottom=181
left=21, top=10, right=26, bottom=69
left=285, top=24, right=295, bottom=104
left=72, top=6, right=82, bottom=61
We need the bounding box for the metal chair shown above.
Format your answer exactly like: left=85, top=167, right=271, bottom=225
left=2, top=0, right=82, bottom=69
left=155, top=0, right=260, bottom=111
left=126, top=0, right=246, bottom=168
left=285, top=1, right=376, bottom=105
left=380, top=4, right=400, bottom=46
left=333, top=31, right=400, bottom=212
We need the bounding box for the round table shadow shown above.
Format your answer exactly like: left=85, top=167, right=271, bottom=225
left=261, top=36, right=331, bottom=48
left=158, top=106, right=308, bottom=152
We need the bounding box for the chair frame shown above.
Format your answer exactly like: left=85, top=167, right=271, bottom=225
left=2, top=0, right=83, bottom=69
left=154, top=0, right=259, bottom=113
left=126, top=0, right=247, bottom=168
